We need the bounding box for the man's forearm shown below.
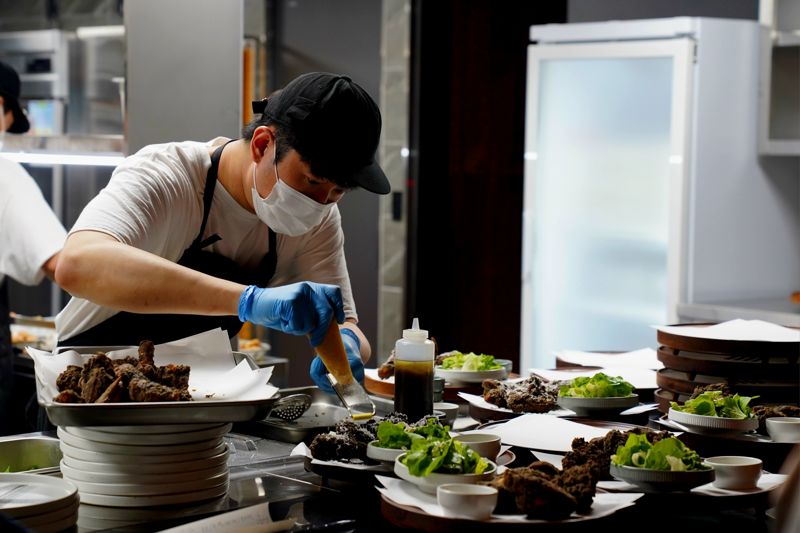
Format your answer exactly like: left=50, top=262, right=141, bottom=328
left=56, top=232, right=245, bottom=315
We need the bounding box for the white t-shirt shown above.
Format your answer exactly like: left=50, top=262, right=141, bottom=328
left=56, top=138, right=357, bottom=341
left=0, top=157, right=66, bottom=286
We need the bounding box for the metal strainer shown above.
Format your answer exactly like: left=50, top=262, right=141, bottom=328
left=269, top=394, right=312, bottom=421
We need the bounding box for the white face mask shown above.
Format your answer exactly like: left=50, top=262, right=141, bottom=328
left=250, top=141, right=334, bottom=236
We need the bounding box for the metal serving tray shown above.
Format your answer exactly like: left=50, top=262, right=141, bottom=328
left=0, top=436, right=62, bottom=474
left=36, top=347, right=278, bottom=427
left=240, top=386, right=397, bottom=444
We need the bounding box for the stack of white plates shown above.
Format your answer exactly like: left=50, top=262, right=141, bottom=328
left=57, top=423, right=231, bottom=507
left=0, top=473, right=79, bottom=532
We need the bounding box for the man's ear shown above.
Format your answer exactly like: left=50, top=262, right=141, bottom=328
left=250, top=125, right=276, bottom=163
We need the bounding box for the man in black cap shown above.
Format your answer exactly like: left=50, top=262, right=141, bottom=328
left=0, top=61, right=66, bottom=434
left=55, top=72, right=390, bottom=391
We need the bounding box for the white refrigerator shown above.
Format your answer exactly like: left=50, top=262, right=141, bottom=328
left=521, top=17, right=800, bottom=369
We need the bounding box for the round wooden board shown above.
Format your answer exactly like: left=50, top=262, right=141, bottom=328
left=654, top=388, right=690, bottom=413
left=656, top=368, right=799, bottom=403
left=656, top=346, right=799, bottom=378
left=656, top=323, right=799, bottom=358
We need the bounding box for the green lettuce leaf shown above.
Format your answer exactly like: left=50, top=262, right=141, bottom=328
left=559, top=372, right=635, bottom=398
left=670, top=391, right=757, bottom=419
left=440, top=351, right=501, bottom=371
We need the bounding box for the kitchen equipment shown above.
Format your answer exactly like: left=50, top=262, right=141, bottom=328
left=0, top=436, right=62, bottom=474
left=327, top=374, right=376, bottom=421
left=522, top=17, right=800, bottom=371
left=394, top=318, right=435, bottom=421
left=269, top=394, right=313, bottom=421
left=0, top=473, right=79, bottom=531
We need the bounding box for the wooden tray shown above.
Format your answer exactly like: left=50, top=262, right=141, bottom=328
left=656, top=368, right=799, bottom=403
left=656, top=323, right=799, bottom=359
left=657, top=346, right=799, bottom=378
left=654, top=388, right=690, bottom=413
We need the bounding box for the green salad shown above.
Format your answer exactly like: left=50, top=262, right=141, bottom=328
left=378, top=418, right=489, bottom=477
left=559, top=372, right=634, bottom=398
left=611, top=434, right=708, bottom=472
left=439, top=351, right=501, bottom=371
left=670, top=391, right=757, bottom=419
left=375, top=418, right=450, bottom=450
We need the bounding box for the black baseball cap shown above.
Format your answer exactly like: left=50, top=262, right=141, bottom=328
left=0, top=61, right=30, bottom=134
left=252, top=72, right=390, bottom=195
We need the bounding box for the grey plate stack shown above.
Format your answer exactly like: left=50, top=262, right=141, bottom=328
left=0, top=473, right=79, bottom=532
left=57, top=423, right=231, bottom=507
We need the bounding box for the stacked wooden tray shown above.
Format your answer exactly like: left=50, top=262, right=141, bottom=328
left=654, top=323, right=799, bottom=413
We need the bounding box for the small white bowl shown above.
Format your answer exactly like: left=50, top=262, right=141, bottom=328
left=394, top=453, right=496, bottom=494
left=704, top=456, right=762, bottom=490
left=366, top=441, right=405, bottom=463
left=765, top=417, right=800, bottom=443
left=434, top=402, right=459, bottom=427
left=453, top=432, right=501, bottom=461
left=437, top=483, right=498, bottom=520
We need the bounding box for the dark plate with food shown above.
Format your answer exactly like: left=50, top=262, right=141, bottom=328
left=33, top=342, right=278, bottom=426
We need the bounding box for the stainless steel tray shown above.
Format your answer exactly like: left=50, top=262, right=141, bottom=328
left=242, top=386, right=350, bottom=444
left=37, top=347, right=278, bottom=427
left=241, top=386, right=398, bottom=444
left=0, top=435, right=62, bottom=474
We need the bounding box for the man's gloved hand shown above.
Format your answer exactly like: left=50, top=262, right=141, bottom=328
left=309, top=327, right=365, bottom=394
left=238, top=283, right=345, bottom=346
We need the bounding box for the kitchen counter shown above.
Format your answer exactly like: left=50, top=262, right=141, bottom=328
left=2, top=422, right=781, bottom=532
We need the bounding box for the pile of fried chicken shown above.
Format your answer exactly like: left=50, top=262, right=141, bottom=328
left=53, top=340, right=192, bottom=403
left=482, top=375, right=560, bottom=413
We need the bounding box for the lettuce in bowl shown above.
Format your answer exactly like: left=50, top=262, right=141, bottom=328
left=670, top=391, right=757, bottom=419
left=611, top=434, right=707, bottom=472
left=559, top=372, right=635, bottom=398
left=439, top=351, right=501, bottom=371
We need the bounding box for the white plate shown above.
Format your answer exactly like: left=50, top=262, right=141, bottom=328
left=434, top=367, right=506, bottom=384
left=393, top=453, right=496, bottom=494
left=556, top=394, right=639, bottom=417
left=83, top=423, right=225, bottom=434
left=77, top=480, right=229, bottom=507
left=609, top=463, right=714, bottom=492
left=57, top=426, right=223, bottom=454
left=16, top=497, right=78, bottom=528
left=63, top=470, right=228, bottom=496
left=60, top=458, right=229, bottom=485
left=22, top=513, right=78, bottom=533
left=61, top=445, right=228, bottom=475
left=668, top=408, right=759, bottom=435
left=64, top=423, right=232, bottom=445
left=366, top=441, right=406, bottom=463
left=59, top=440, right=227, bottom=464
left=0, top=473, right=78, bottom=519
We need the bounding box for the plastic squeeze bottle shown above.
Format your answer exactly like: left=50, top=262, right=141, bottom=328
left=393, top=318, right=435, bottom=423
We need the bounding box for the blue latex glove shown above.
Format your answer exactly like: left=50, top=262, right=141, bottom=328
left=238, top=283, right=345, bottom=346
left=309, top=327, right=365, bottom=394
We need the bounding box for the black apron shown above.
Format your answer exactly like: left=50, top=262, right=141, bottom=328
left=0, top=279, right=13, bottom=434
left=60, top=142, right=278, bottom=347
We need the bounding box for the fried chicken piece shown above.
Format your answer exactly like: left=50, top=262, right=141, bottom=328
left=128, top=377, right=184, bottom=402
left=334, top=419, right=375, bottom=452
left=309, top=432, right=365, bottom=462
left=112, top=356, right=139, bottom=367
left=138, top=340, right=155, bottom=366
left=53, top=389, right=84, bottom=403
left=558, top=464, right=598, bottom=513
left=488, top=464, right=577, bottom=519
left=56, top=365, right=82, bottom=392
left=483, top=376, right=558, bottom=413
left=78, top=353, right=117, bottom=403
left=158, top=363, right=191, bottom=390
left=95, top=375, right=124, bottom=403
left=378, top=350, right=396, bottom=379
left=690, top=382, right=730, bottom=399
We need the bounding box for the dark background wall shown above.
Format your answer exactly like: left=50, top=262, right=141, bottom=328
left=407, top=0, right=762, bottom=371
left=269, top=0, right=383, bottom=385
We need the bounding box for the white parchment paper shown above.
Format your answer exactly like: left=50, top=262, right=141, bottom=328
left=29, top=328, right=278, bottom=403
